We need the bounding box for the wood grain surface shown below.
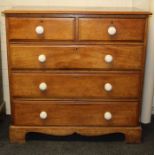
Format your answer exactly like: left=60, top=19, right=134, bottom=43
left=13, top=100, right=139, bottom=126
left=8, top=17, right=75, bottom=40
left=11, top=72, right=141, bottom=99
left=79, top=18, right=145, bottom=41
left=4, top=9, right=150, bottom=143
left=10, top=44, right=144, bottom=70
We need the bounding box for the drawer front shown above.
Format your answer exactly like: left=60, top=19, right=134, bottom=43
left=10, top=45, right=144, bottom=70
left=8, top=17, right=75, bottom=40
left=13, top=100, right=139, bottom=126
left=11, top=72, right=141, bottom=99
left=79, top=18, right=145, bottom=41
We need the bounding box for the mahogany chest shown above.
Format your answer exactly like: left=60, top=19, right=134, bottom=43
left=3, top=7, right=151, bottom=143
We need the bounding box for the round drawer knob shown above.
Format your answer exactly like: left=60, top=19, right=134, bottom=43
left=104, top=112, right=112, bottom=120
left=40, top=111, right=47, bottom=119
left=38, top=54, right=46, bottom=63
left=104, top=83, right=113, bottom=92
left=108, top=26, right=117, bottom=36
left=39, top=82, right=47, bottom=91
left=35, top=25, right=44, bottom=35
left=104, top=54, right=113, bottom=63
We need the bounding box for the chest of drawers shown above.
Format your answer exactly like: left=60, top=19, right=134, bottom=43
left=3, top=8, right=151, bottom=143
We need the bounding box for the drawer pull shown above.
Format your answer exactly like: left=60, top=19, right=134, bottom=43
left=39, top=82, right=47, bottom=91
left=104, top=54, right=113, bottom=63
left=40, top=111, right=47, bottom=119
left=38, top=54, right=46, bottom=63
left=108, top=26, right=117, bottom=36
left=104, top=83, right=113, bottom=92
left=104, top=112, right=112, bottom=120
left=35, top=25, right=44, bottom=35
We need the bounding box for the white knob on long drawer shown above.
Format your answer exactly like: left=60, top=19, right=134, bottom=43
left=38, top=54, right=46, bottom=63
left=104, top=55, right=113, bottom=63
left=35, top=25, right=44, bottom=35
left=40, top=111, right=47, bottom=119
left=39, top=82, right=47, bottom=91
left=108, top=26, right=117, bottom=36
left=104, top=112, right=112, bottom=120
left=104, top=83, right=113, bottom=92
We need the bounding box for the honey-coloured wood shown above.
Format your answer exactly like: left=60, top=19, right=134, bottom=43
left=79, top=18, right=145, bottom=41
left=4, top=8, right=151, bottom=143
left=3, top=7, right=152, bottom=15
left=10, top=44, right=144, bottom=70
left=8, top=17, right=75, bottom=40
left=9, top=125, right=142, bottom=144
left=11, top=72, right=141, bottom=99
left=13, top=100, right=139, bottom=126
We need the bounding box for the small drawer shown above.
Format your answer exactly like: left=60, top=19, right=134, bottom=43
left=10, top=45, right=144, bottom=70
left=8, top=17, right=75, bottom=40
left=79, top=18, right=145, bottom=41
left=13, top=100, right=139, bottom=126
left=11, top=72, right=141, bottom=99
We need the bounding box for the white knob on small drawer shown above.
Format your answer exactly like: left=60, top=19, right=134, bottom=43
left=104, top=112, right=112, bottom=120
left=108, top=26, right=117, bottom=36
left=40, top=111, right=47, bottom=119
left=35, top=25, right=44, bottom=35
left=38, top=54, right=46, bottom=63
left=104, top=83, right=113, bottom=92
left=104, top=55, right=113, bottom=63
left=39, top=82, right=47, bottom=91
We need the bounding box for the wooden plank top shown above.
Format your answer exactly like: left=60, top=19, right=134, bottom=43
left=3, top=6, right=152, bottom=15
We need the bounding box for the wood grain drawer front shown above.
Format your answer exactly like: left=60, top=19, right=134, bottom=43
left=8, top=17, right=75, bottom=40
left=10, top=45, right=144, bottom=70
left=13, top=100, right=139, bottom=126
left=11, top=72, right=141, bottom=99
left=79, top=18, right=145, bottom=41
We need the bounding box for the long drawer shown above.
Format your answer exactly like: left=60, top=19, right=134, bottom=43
left=11, top=72, right=141, bottom=99
left=8, top=17, right=75, bottom=40
left=13, top=100, right=139, bottom=126
left=79, top=18, right=145, bottom=41
left=10, top=45, right=144, bottom=70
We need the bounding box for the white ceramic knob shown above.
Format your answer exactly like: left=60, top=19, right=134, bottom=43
left=104, top=112, right=112, bottom=120
left=40, top=111, right=47, bottom=120
left=35, top=25, right=44, bottom=35
left=108, top=26, right=117, bottom=36
left=39, top=82, right=47, bottom=91
left=104, top=55, right=113, bottom=63
left=38, top=54, right=46, bottom=63
left=104, top=83, right=113, bottom=92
